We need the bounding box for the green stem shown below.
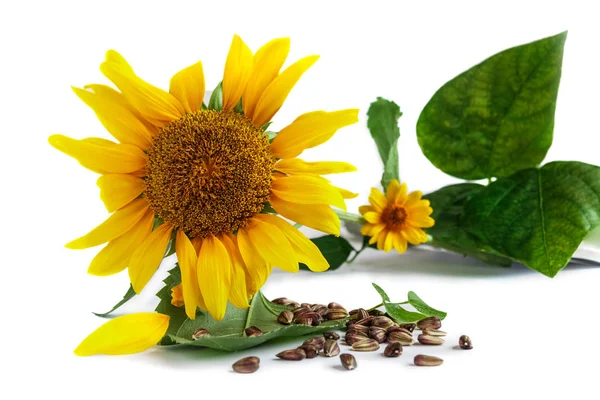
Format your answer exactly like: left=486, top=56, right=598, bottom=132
left=367, top=303, right=384, bottom=312
left=334, top=209, right=365, bottom=225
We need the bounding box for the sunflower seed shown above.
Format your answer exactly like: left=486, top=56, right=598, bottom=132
left=303, top=336, right=325, bottom=350
left=414, top=354, right=443, bottom=366
left=423, top=328, right=447, bottom=337
left=191, top=328, right=210, bottom=340
left=357, top=308, right=370, bottom=320
left=276, top=349, right=306, bottom=361
left=327, top=308, right=349, bottom=320
left=388, top=330, right=413, bottom=346
left=388, top=326, right=412, bottom=336
left=324, top=339, right=341, bottom=357
left=459, top=335, right=473, bottom=350
left=355, top=316, right=374, bottom=326
left=245, top=326, right=263, bottom=337
left=417, top=316, right=442, bottom=330
left=383, top=342, right=403, bottom=357
left=340, top=354, right=357, bottom=370
left=232, top=356, right=260, bottom=373
left=418, top=333, right=444, bottom=345
left=398, top=323, right=416, bottom=333
left=297, top=345, right=319, bottom=358
left=352, top=339, right=380, bottom=352
left=323, top=332, right=340, bottom=340
left=368, top=326, right=388, bottom=343
left=371, top=316, right=395, bottom=329
left=277, top=310, right=294, bottom=325
left=328, top=302, right=344, bottom=309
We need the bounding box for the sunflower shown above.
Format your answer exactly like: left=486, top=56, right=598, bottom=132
left=49, top=35, right=358, bottom=321
left=359, top=180, right=434, bottom=253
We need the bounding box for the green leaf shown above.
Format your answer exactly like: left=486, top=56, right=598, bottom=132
left=417, top=32, right=567, bottom=180
left=383, top=302, right=428, bottom=323
left=366, top=97, right=402, bottom=189
left=425, top=184, right=513, bottom=266
left=407, top=291, right=447, bottom=320
left=371, top=282, right=391, bottom=302
left=299, top=235, right=355, bottom=271
left=93, top=285, right=136, bottom=318
left=156, top=268, right=347, bottom=351
left=207, top=82, right=223, bottom=111
left=462, top=161, right=600, bottom=277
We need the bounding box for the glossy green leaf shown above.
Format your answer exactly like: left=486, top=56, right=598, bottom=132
left=417, top=32, right=567, bottom=180
left=384, top=302, right=428, bottom=323
left=407, top=291, right=447, bottom=320
left=156, top=267, right=347, bottom=351
left=425, top=184, right=512, bottom=266
left=462, top=161, right=600, bottom=277
left=300, top=235, right=355, bottom=271
left=371, top=282, right=391, bottom=302
left=367, top=97, right=402, bottom=189
left=93, top=284, right=136, bottom=318
left=207, top=82, right=223, bottom=111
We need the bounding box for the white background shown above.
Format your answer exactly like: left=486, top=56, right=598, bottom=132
left=2, top=0, right=600, bottom=399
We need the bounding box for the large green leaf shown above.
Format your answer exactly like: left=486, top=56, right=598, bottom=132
left=417, top=32, right=567, bottom=180
left=366, top=97, right=402, bottom=189
left=156, top=267, right=347, bottom=351
left=425, top=184, right=512, bottom=266
left=299, top=235, right=355, bottom=271
left=462, top=161, right=600, bottom=277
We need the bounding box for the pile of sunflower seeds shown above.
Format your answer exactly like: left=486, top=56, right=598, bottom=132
left=232, top=300, right=473, bottom=373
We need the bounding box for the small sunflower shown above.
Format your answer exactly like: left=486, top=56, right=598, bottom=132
left=359, top=180, right=434, bottom=253
left=50, top=35, right=358, bottom=321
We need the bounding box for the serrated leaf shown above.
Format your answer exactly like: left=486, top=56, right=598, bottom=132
left=367, top=97, right=402, bottom=190
left=417, top=32, right=567, bottom=180
left=299, top=235, right=355, bottom=271
left=371, top=282, right=391, bottom=302
left=407, top=291, right=447, bottom=320
left=207, top=82, right=223, bottom=111
left=462, top=161, right=600, bottom=277
left=425, top=184, right=512, bottom=266
left=93, top=284, right=136, bottom=318
left=156, top=268, right=347, bottom=351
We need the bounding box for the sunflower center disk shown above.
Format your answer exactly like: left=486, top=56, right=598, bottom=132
left=145, top=110, right=275, bottom=238
left=382, top=205, right=408, bottom=229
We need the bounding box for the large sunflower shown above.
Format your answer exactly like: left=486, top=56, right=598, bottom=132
left=49, top=35, right=358, bottom=321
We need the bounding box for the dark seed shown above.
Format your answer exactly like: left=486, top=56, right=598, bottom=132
left=348, top=309, right=358, bottom=316
left=277, top=310, right=294, bottom=325
left=272, top=297, right=289, bottom=305
left=417, top=316, right=442, bottom=330
left=414, top=354, right=443, bottom=366
left=232, top=356, right=260, bottom=373
left=324, top=339, right=341, bottom=357
left=383, top=342, right=403, bottom=357
left=355, top=316, right=374, bottom=326
left=418, top=334, right=444, bottom=345
left=327, top=308, right=349, bottom=320
left=328, top=302, right=344, bottom=309
left=352, top=339, right=380, bottom=352
left=276, top=349, right=306, bottom=361
left=371, top=316, right=395, bottom=329
left=191, top=328, right=210, bottom=340
left=340, top=353, right=357, bottom=370
left=369, top=309, right=386, bottom=316
left=297, top=345, right=319, bottom=358
left=459, top=335, right=473, bottom=350
left=323, top=332, right=340, bottom=340
left=368, top=326, right=388, bottom=343
left=398, top=323, right=416, bottom=333
left=357, top=308, right=370, bottom=320
left=303, top=336, right=325, bottom=350
left=388, top=330, right=413, bottom=346
left=388, top=326, right=412, bottom=336
left=245, top=326, right=263, bottom=337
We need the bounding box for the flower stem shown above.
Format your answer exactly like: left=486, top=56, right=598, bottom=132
left=335, top=209, right=365, bottom=225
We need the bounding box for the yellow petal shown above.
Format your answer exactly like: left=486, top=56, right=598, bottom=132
left=176, top=231, right=201, bottom=320
left=270, top=194, right=340, bottom=236
left=49, top=134, right=147, bottom=174
left=275, top=158, right=357, bottom=176
left=72, top=86, right=153, bottom=149
left=220, top=233, right=250, bottom=308
left=245, top=218, right=297, bottom=272
left=87, top=208, right=154, bottom=276
left=363, top=211, right=381, bottom=224
left=101, top=51, right=184, bottom=121
left=392, top=233, right=408, bottom=253
left=360, top=223, right=386, bottom=238
left=222, top=35, right=253, bottom=111
left=402, top=226, right=428, bottom=245
left=368, top=187, right=388, bottom=212
left=271, top=175, right=346, bottom=211
left=257, top=214, right=329, bottom=272
left=74, top=312, right=169, bottom=356
left=359, top=205, right=375, bottom=215
left=336, top=187, right=359, bottom=199
left=97, top=174, right=146, bottom=213
left=386, top=180, right=407, bottom=204
left=128, top=223, right=174, bottom=293
left=270, top=109, right=359, bottom=159
left=252, top=55, right=319, bottom=126
left=384, top=231, right=394, bottom=252
left=66, top=198, right=150, bottom=249
left=197, top=235, right=231, bottom=321
left=170, top=61, right=205, bottom=113
left=105, top=49, right=135, bottom=75
left=237, top=227, right=271, bottom=295
left=403, top=191, right=425, bottom=207
left=377, top=230, right=388, bottom=250
left=243, top=38, right=290, bottom=119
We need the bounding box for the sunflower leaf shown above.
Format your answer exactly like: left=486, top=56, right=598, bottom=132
left=417, top=32, right=567, bottom=180
left=299, top=235, right=355, bottom=271
left=424, top=184, right=512, bottom=266
left=156, top=267, right=347, bottom=351
left=366, top=97, right=402, bottom=190
left=407, top=291, right=447, bottom=320
left=92, top=284, right=136, bottom=318
left=372, top=283, right=445, bottom=323
left=462, top=161, right=600, bottom=277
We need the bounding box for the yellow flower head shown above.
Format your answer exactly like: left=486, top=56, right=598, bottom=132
left=49, top=35, right=358, bottom=321
left=359, top=180, right=434, bottom=253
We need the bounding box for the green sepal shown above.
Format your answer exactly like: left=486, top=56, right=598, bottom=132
left=207, top=82, right=223, bottom=111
